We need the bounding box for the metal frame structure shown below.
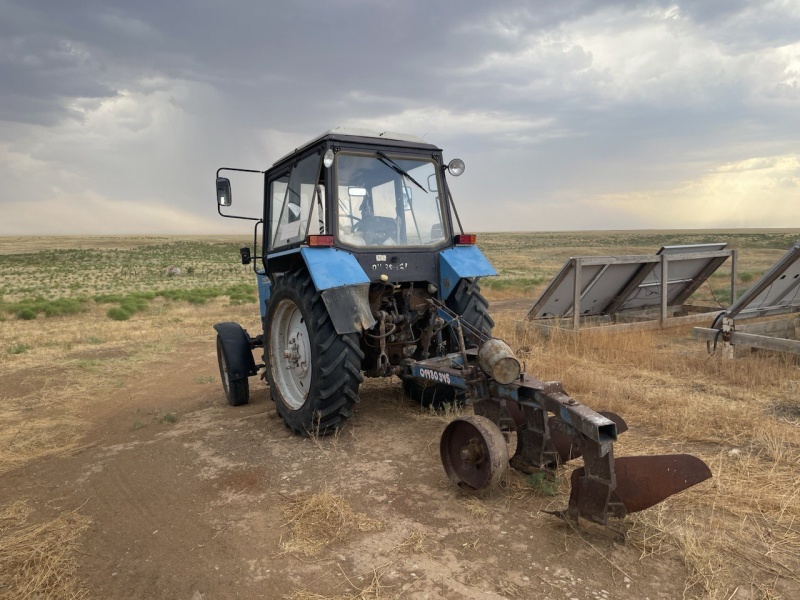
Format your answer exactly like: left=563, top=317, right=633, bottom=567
left=693, top=241, right=800, bottom=358
left=526, top=245, right=735, bottom=332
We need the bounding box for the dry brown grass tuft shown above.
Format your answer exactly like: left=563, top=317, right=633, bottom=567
left=0, top=500, right=91, bottom=600
left=280, top=488, right=382, bottom=557
left=283, top=530, right=429, bottom=600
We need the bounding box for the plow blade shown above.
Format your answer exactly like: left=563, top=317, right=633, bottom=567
left=611, top=454, right=712, bottom=513
left=563, top=454, right=712, bottom=523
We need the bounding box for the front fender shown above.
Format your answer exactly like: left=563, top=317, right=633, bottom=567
left=213, top=322, right=258, bottom=380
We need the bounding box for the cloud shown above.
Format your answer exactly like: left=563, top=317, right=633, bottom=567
left=593, top=154, right=800, bottom=228
left=0, top=1, right=799, bottom=234
left=4, top=191, right=220, bottom=235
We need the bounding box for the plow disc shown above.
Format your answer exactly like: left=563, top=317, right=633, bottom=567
left=553, top=454, right=713, bottom=528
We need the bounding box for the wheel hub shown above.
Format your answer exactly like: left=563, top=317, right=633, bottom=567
left=283, top=329, right=309, bottom=376
left=460, top=438, right=485, bottom=464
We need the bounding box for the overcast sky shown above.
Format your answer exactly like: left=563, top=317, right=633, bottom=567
left=2, top=1, right=799, bottom=235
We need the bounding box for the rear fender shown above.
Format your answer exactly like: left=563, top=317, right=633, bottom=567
left=439, top=246, right=497, bottom=300
left=213, top=322, right=258, bottom=380
left=299, top=247, right=376, bottom=334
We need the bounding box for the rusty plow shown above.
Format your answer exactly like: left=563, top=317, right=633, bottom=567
left=422, top=338, right=712, bottom=538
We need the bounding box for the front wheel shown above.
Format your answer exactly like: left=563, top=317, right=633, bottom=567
left=266, top=270, right=364, bottom=435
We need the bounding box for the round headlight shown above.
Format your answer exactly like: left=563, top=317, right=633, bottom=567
left=447, top=158, right=465, bottom=177
left=323, top=149, right=335, bottom=168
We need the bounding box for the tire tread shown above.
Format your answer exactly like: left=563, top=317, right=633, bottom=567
left=267, top=270, right=361, bottom=435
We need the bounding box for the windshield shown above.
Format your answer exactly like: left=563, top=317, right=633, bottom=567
left=335, top=152, right=448, bottom=247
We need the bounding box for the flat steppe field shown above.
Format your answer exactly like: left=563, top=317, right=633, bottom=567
left=1, top=230, right=798, bottom=600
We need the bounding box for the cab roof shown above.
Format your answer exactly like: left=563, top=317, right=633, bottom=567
left=272, top=127, right=441, bottom=166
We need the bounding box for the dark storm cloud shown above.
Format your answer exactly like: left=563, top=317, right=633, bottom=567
left=0, top=0, right=626, bottom=126
left=1, top=0, right=799, bottom=233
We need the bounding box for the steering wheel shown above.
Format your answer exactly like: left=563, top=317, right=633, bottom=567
left=353, top=216, right=397, bottom=245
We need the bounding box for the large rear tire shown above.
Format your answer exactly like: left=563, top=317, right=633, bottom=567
left=446, top=278, right=494, bottom=347
left=404, top=279, right=494, bottom=407
left=266, top=270, right=363, bottom=435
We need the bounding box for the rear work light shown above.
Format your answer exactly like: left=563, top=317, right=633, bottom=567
left=455, top=234, right=477, bottom=245
left=307, top=235, right=334, bottom=247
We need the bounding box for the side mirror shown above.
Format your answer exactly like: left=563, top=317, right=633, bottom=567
left=216, top=177, right=232, bottom=207
left=239, top=247, right=251, bottom=265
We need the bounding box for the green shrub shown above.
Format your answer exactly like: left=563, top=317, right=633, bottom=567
left=739, top=271, right=755, bottom=284
left=7, top=342, right=30, bottom=354
left=120, top=298, right=148, bottom=314
left=42, top=298, right=84, bottom=317
left=107, top=306, right=132, bottom=321
left=7, top=297, right=87, bottom=319
left=483, top=276, right=546, bottom=292
left=526, top=472, right=560, bottom=496
left=713, top=288, right=732, bottom=304
left=16, top=307, right=37, bottom=320
left=95, top=294, right=127, bottom=303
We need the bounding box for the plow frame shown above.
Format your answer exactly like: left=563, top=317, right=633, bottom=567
left=407, top=350, right=626, bottom=526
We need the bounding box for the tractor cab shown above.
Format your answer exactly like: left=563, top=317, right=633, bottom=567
left=217, top=128, right=471, bottom=285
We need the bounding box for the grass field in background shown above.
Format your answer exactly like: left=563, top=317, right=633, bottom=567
left=2, top=230, right=798, bottom=322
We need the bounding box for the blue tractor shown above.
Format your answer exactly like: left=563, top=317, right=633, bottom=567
left=213, top=129, right=711, bottom=535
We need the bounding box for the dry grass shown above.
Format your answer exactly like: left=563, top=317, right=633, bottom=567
left=0, top=500, right=91, bottom=600
left=0, top=299, right=261, bottom=476
left=507, top=318, right=800, bottom=599
left=283, top=530, right=429, bottom=600
left=280, top=488, right=382, bottom=557
left=283, top=568, right=402, bottom=600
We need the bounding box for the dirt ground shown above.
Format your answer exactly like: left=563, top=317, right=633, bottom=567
left=0, top=309, right=696, bottom=600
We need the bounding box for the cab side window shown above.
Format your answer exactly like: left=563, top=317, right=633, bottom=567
left=268, top=173, right=289, bottom=250
left=270, top=153, right=321, bottom=250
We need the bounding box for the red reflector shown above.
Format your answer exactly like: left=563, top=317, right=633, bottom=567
left=308, top=235, right=334, bottom=247
left=455, top=234, right=477, bottom=245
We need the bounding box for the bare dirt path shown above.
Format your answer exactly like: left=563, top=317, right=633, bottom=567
left=0, top=342, right=690, bottom=600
